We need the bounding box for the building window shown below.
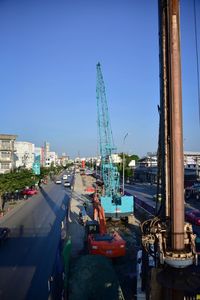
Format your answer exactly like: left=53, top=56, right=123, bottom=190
left=1, top=151, right=10, bottom=158
left=1, top=141, right=11, bottom=150
left=1, top=163, right=10, bottom=169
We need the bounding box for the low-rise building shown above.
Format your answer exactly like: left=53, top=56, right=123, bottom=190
left=0, top=134, right=17, bottom=174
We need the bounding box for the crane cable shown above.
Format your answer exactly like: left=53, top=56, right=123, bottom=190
left=193, top=0, right=200, bottom=126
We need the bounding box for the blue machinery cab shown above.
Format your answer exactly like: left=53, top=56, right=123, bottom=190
left=101, top=195, right=134, bottom=218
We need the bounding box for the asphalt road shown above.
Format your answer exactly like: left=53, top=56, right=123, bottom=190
left=0, top=181, right=70, bottom=300
left=125, top=182, right=157, bottom=202
left=125, top=182, right=200, bottom=238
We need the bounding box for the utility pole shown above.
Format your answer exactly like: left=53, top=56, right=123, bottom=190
left=122, top=133, right=128, bottom=195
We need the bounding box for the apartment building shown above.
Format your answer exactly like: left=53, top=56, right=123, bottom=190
left=0, top=134, right=17, bottom=174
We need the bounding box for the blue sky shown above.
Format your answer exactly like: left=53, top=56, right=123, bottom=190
left=0, top=0, right=199, bottom=158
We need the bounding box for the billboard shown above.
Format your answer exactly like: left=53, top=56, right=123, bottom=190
left=32, top=155, right=41, bottom=175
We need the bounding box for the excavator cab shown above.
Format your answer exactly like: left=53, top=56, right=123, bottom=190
left=85, top=220, right=100, bottom=236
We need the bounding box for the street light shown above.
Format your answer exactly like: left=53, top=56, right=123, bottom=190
left=122, top=133, right=128, bottom=195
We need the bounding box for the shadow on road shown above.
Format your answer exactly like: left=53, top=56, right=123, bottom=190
left=0, top=187, right=69, bottom=300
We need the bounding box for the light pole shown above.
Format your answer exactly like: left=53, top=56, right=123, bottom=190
left=122, top=133, right=128, bottom=195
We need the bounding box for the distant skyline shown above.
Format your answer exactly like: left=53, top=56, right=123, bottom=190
left=0, top=0, right=200, bottom=158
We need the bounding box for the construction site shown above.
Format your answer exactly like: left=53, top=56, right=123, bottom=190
left=61, top=1, right=200, bottom=299
left=1, top=1, right=200, bottom=300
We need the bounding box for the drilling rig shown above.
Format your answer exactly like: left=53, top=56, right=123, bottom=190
left=96, top=63, right=134, bottom=221
left=141, top=0, right=199, bottom=299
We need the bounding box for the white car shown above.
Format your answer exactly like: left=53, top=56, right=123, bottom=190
left=56, top=180, right=62, bottom=184
left=64, top=181, right=71, bottom=187
left=63, top=175, right=68, bottom=180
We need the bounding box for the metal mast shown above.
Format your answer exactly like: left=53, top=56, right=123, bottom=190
left=96, top=62, right=120, bottom=198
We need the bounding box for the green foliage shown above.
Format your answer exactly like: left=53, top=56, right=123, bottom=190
left=0, top=165, right=66, bottom=194
left=118, top=153, right=139, bottom=167
left=0, top=169, right=36, bottom=194
left=117, top=153, right=139, bottom=179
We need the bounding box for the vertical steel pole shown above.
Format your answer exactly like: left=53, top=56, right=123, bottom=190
left=159, top=0, right=171, bottom=218
left=122, top=133, right=128, bottom=195
left=169, top=0, right=185, bottom=250
left=122, top=151, right=125, bottom=195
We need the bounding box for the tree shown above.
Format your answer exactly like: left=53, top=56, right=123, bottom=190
left=0, top=169, right=37, bottom=210
left=117, top=153, right=140, bottom=179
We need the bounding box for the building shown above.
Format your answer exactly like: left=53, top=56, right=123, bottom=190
left=44, top=141, right=50, bottom=164
left=184, top=152, right=200, bottom=168
left=45, top=151, right=57, bottom=167
left=59, top=154, right=69, bottom=167
left=111, top=153, right=122, bottom=164
left=14, top=141, right=35, bottom=170
left=134, top=152, right=200, bottom=186
left=0, top=134, right=17, bottom=174
left=137, top=154, right=158, bottom=167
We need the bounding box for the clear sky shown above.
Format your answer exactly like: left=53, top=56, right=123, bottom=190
left=0, top=0, right=199, bottom=158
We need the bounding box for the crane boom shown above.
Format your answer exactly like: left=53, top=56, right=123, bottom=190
left=96, top=62, right=120, bottom=198
left=96, top=63, right=134, bottom=219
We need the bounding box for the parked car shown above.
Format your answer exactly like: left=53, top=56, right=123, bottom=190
left=64, top=181, right=71, bottom=188
left=0, top=227, right=10, bottom=244
left=62, top=175, right=68, bottom=180
left=22, top=188, right=38, bottom=196
left=185, top=209, right=200, bottom=226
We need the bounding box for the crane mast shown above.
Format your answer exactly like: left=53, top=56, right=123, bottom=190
left=96, top=62, right=120, bottom=199
left=96, top=63, right=134, bottom=219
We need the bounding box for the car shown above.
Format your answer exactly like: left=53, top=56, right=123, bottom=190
left=62, top=175, right=68, bottom=180
left=55, top=180, right=62, bottom=184
left=0, top=227, right=10, bottom=243
left=64, top=181, right=71, bottom=187
left=185, top=209, right=200, bottom=226
left=22, top=188, right=38, bottom=196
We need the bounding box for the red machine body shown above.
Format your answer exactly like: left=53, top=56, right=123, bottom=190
left=87, top=195, right=126, bottom=258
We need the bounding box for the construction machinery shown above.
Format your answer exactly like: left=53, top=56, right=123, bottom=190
left=86, top=194, right=126, bottom=258
left=96, top=63, right=134, bottom=220
left=140, top=1, right=199, bottom=299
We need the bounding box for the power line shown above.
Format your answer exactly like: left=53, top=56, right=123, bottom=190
left=193, top=0, right=200, bottom=126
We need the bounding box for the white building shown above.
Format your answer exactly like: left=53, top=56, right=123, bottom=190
left=14, top=141, right=35, bottom=169
left=111, top=153, right=122, bottom=164
left=44, top=141, right=50, bottom=163
left=184, top=151, right=200, bottom=168
left=45, top=151, right=57, bottom=167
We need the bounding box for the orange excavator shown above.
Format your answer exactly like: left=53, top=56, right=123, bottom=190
left=86, top=194, right=126, bottom=258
